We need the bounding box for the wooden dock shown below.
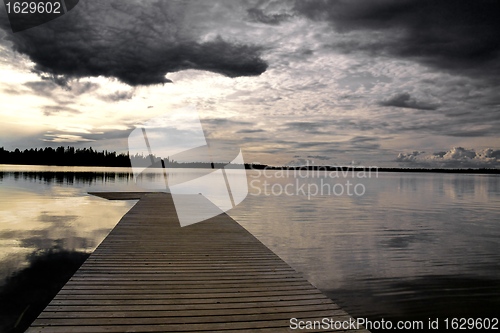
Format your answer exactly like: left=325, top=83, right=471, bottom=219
left=27, top=192, right=368, bottom=332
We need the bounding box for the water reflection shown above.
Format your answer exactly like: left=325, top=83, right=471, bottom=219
left=0, top=167, right=137, bottom=285
left=326, top=275, right=500, bottom=323
left=0, top=170, right=133, bottom=186
left=394, top=173, right=500, bottom=200
left=229, top=171, right=500, bottom=328
left=0, top=247, right=89, bottom=333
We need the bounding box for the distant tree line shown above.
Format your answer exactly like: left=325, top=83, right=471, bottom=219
left=0, top=146, right=231, bottom=168
left=0, top=146, right=247, bottom=169
left=0, top=146, right=132, bottom=167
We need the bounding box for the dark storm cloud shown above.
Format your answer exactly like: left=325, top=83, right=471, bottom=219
left=295, top=0, right=500, bottom=81
left=1, top=0, right=268, bottom=86
left=380, top=92, right=438, bottom=111
left=247, top=7, right=292, bottom=25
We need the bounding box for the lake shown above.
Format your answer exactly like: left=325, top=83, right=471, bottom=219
left=1, top=164, right=499, bottom=330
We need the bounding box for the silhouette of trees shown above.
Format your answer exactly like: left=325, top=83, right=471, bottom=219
left=0, top=146, right=131, bottom=167
left=0, top=146, right=231, bottom=168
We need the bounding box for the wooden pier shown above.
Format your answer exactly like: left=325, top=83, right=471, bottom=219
left=27, top=192, right=368, bottom=332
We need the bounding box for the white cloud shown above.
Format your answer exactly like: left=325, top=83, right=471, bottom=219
left=397, top=147, right=500, bottom=169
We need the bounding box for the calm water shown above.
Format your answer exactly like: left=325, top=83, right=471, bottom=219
left=0, top=165, right=139, bottom=284
left=230, top=170, right=500, bottom=322
left=1, top=165, right=499, bottom=325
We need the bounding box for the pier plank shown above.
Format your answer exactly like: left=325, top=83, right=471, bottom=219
left=27, top=193, right=368, bottom=332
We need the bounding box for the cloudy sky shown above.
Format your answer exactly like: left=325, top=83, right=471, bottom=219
left=1, top=0, right=499, bottom=168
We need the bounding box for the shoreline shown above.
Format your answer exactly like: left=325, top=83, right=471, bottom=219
left=1, top=163, right=499, bottom=175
